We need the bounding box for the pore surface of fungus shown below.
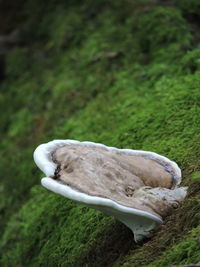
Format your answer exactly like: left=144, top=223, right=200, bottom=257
left=33, top=140, right=187, bottom=242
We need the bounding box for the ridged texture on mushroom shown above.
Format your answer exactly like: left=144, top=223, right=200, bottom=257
left=51, top=144, right=185, bottom=219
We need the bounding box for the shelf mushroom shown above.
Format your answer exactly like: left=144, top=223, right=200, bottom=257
left=33, top=140, right=187, bottom=242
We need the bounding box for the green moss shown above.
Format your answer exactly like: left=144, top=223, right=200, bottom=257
left=147, top=225, right=200, bottom=266
left=1, top=0, right=200, bottom=266
left=0, top=186, right=133, bottom=267
left=117, top=224, right=200, bottom=267
left=137, top=6, right=192, bottom=56
left=179, top=45, right=200, bottom=74
left=192, top=172, right=200, bottom=180
left=175, top=0, right=200, bottom=16
left=6, top=48, right=30, bottom=78
left=113, top=181, right=200, bottom=266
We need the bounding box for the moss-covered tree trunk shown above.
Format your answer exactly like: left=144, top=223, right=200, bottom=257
left=1, top=0, right=200, bottom=266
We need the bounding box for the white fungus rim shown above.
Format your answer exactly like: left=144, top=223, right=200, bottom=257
left=33, top=139, right=182, bottom=225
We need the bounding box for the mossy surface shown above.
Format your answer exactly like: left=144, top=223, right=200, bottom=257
left=0, top=0, right=200, bottom=266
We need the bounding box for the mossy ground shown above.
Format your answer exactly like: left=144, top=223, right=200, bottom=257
left=0, top=0, right=200, bottom=266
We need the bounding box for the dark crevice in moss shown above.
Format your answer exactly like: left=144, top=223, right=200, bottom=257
left=115, top=179, right=200, bottom=266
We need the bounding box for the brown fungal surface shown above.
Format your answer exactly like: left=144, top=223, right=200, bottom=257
left=52, top=144, right=179, bottom=218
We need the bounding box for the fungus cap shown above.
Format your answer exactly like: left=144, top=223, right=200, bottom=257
left=33, top=139, right=187, bottom=242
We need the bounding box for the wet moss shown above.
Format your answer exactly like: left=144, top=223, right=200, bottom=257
left=0, top=0, right=200, bottom=266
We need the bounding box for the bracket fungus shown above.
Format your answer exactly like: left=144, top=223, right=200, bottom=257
left=33, top=140, right=187, bottom=242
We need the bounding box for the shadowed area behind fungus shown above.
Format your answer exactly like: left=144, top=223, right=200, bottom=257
left=52, top=144, right=182, bottom=218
